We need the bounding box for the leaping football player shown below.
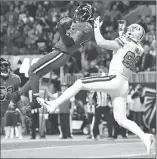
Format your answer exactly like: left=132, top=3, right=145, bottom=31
left=37, top=17, right=155, bottom=154
left=4, top=4, right=94, bottom=109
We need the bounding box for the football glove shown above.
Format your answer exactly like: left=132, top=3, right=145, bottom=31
left=56, top=16, right=72, bottom=30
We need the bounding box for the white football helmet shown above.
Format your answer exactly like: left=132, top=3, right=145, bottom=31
left=126, top=24, right=145, bottom=42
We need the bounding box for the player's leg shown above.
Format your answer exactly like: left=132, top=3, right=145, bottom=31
left=28, top=50, right=67, bottom=102
left=112, top=97, right=155, bottom=154
left=4, top=111, right=10, bottom=139
left=37, top=75, right=117, bottom=112
left=10, top=111, right=15, bottom=139
left=6, top=49, right=69, bottom=105
left=16, top=111, right=23, bottom=139
left=93, top=107, right=101, bottom=139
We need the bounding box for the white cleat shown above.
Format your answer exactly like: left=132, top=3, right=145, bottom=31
left=145, top=134, right=155, bottom=155
left=36, top=97, right=57, bottom=113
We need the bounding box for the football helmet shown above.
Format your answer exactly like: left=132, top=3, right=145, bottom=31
left=0, top=58, right=11, bottom=77
left=125, top=24, right=145, bottom=42
left=74, top=4, right=95, bottom=22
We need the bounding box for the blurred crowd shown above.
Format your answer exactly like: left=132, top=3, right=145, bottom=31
left=1, top=1, right=156, bottom=75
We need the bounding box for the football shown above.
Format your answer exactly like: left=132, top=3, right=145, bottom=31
left=60, top=17, right=72, bottom=29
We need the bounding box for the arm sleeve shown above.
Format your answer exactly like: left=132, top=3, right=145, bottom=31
left=60, top=30, right=84, bottom=47
left=115, top=36, right=127, bottom=47
left=15, top=75, right=21, bottom=90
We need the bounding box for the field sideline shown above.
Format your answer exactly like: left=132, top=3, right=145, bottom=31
left=1, top=135, right=156, bottom=158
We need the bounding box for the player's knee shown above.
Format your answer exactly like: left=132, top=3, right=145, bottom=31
left=28, top=68, right=37, bottom=78
left=28, top=68, right=34, bottom=77
left=74, top=79, right=83, bottom=89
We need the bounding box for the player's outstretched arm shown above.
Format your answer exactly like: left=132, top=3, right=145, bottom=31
left=57, top=17, right=85, bottom=47
left=94, top=16, right=120, bottom=51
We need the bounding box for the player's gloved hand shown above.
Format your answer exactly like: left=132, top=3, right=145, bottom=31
left=118, top=20, right=126, bottom=36
left=56, top=16, right=72, bottom=30
left=24, top=116, right=31, bottom=127
left=5, top=91, right=21, bottom=103
left=21, top=104, right=31, bottom=116
left=94, top=16, right=103, bottom=29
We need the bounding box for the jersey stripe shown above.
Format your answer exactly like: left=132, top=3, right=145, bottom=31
left=115, top=37, right=125, bottom=47
left=139, top=27, right=145, bottom=40
left=81, top=75, right=116, bottom=84
left=33, top=52, right=64, bottom=74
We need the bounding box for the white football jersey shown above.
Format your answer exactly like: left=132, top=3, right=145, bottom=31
left=109, top=35, right=144, bottom=79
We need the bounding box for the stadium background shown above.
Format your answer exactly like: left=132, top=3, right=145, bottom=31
left=0, top=1, right=156, bottom=133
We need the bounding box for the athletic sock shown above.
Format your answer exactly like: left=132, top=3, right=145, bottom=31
left=19, top=81, right=31, bottom=96
left=15, top=126, right=19, bottom=138
left=51, top=82, right=81, bottom=105
left=33, top=93, right=39, bottom=98
left=120, top=119, right=147, bottom=145
left=4, top=127, right=10, bottom=138
left=10, top=127, right=14, bottom=138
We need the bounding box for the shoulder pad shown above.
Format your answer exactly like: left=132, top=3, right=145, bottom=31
left=10, top=73, right=21, bottom=85
left=115, top=35, right=128, bottom=47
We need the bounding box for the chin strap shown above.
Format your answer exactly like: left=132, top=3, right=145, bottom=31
left=0, top=72, right=9, bottom=77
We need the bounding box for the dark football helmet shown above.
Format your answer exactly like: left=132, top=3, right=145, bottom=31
left=74, top=4, right=95, bottom=22
left=0, top=58, right=11, bottom=77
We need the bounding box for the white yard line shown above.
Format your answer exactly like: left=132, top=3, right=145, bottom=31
left=90, top=153, right=154, bottom=158
left=1, top=138, right=140, bottom=144
left=1, top=141, right=142, bottom=152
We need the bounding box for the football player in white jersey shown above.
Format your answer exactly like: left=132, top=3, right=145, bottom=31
left=37, top=17, right=155, bottom=154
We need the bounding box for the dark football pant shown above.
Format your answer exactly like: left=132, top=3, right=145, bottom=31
left=58, top=113, right=70, bottom=138
left=19, top=49, right=70, bottom=96
left=113, top=119, right=127, bottom=138
left=31, top=110, right=39, bottom=138
left=93, top=106, right=114, bottom=138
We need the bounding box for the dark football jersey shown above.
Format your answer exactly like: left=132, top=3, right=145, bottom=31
left=0, top=73, right=21, bottom=117
left=55, top=21, right=93, bottom=54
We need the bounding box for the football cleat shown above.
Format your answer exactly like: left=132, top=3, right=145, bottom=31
left=145, top=133, right=155, bottom=155
left=37, top=97, right=57, bottom=113
left=30, top=97, right=42, bottom=109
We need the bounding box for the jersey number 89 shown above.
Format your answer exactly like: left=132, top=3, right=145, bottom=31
left=122, top=51, right=140, bottom=71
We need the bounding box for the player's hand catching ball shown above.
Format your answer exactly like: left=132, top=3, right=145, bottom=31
left=118, top=20, right=126, bottom=36
left=94, top=16, right=103, bottom=29
left=57, top=16, right=72, bottom=30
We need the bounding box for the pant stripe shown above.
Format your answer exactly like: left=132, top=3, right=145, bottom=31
left=81, top=75, right=116, bottom=84
left=81, top=75, right=113, bottom=82
left=33, top=52, right=64, bottom=74
left=81, top=76, right=109, bottom=80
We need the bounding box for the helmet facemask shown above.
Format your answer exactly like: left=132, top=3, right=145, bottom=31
left=74, top=4, right=94, bottom=22
left=0, top=60, right=10, bottom=78
left=125, top=24, right=145, bottom=42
